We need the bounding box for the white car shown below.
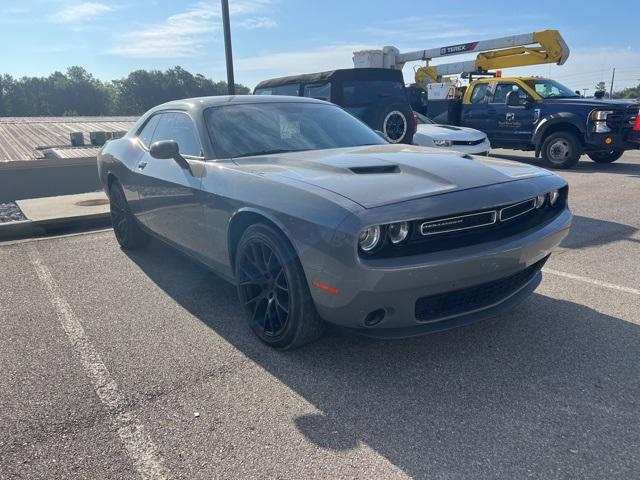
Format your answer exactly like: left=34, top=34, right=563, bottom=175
left=413, top=112, right=491, bottom=155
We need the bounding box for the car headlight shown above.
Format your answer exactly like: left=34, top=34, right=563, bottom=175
left=433, top=140, right=453, bottom=147
left=535, top=194, right=546, bottom=209
left=358, top=225, right=382, bottom=252
left=591, top=110, right=613, bottom=133
left=591, top=110, right=613, bottom=121
left=387, top=222, right=409, bottom=244
left=548, top=189, right=560, bottom=206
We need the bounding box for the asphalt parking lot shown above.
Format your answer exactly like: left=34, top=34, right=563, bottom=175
left=1, top=151, right=639, bottom=479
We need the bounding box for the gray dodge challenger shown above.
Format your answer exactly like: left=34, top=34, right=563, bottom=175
left=98, top=95, right=571, bottom=349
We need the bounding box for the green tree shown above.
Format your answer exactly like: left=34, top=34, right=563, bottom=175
left=0, top=66, right=249, bottom=116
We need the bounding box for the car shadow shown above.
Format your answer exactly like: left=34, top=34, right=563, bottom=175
left=125, top=240, right=640, bottom=479
left=561, top=214, right=639, bottom=249
left=490, top=152, right=640, bottom=177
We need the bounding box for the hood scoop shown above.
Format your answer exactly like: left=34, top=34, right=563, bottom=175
left=435, top=125, right=462, bottom=131
left=349, top=165, right=400, bottom=174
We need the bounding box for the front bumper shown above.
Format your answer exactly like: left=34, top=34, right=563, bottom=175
left=311, top=208, right=571, bottom=338
left=586, top=131, right=640, bottom=151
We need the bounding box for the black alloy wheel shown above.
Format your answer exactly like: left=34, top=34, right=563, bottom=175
left=235, top=223, right=325, bottom=349
left=109, top=181, right=148, bottom=249
left=238, top=239, right=291, bottom=338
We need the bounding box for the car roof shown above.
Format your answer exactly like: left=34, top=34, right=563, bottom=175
left=254, top=68, right=405, bottom=90
left=151, top=94, right=328, bottom=113
left=472, top=77, right=548, bottom=84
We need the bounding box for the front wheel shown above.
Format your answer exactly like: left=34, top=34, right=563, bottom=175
left=235, top=223, right=325, bottom=349
left=588, top=150, right=624, bottom=163
left=541, top=131, right=581, bottom=169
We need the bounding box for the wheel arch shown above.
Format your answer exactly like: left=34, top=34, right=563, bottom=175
left=533, top=114, right=585, bottom=155
left=227, top=208, right=301, bottom=273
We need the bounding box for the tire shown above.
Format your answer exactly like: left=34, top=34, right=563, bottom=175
left=108, top=181, right=149, bottom=250
left=588, top=150, right=624, bottom=164
left=540, top=131, right=582, bottom=169
left=235, top=223, right=325, bottom=349
left=364, top=99, right=415, bottom=144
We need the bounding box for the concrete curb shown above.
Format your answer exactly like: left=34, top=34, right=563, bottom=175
left=0, top=213, right=111, bottom=241
left=0, top=192, right=112, bottom=241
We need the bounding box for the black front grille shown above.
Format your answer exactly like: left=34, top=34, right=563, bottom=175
left=452, top=138, right=485, bottom=146
left=415, top=256, right=548, bottom=322
left=364, top=186, right=568, bottom=260
left=606, top=106, right=639, bottom=132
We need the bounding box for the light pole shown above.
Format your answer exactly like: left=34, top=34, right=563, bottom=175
left=221, top=0, right=235, bottom=95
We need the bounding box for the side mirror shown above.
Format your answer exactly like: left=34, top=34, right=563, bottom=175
left=149, top=140, right=190, bottom=170
left=150, top=140, right=180, bottom=159
left=506, top=90, right=522, bottom=107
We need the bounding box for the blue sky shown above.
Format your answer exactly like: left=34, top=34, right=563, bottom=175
left=1, top=0, right=639, bottom=92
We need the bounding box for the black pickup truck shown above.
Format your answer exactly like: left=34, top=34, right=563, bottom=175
left=424, top=77, right=640, bottom=168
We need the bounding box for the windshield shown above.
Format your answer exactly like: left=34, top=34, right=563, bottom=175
left=524, top=79, right=580, bottom=99
left=415, top=112, right=435, bottom=125
left=204, top=102, right=386, bottom=158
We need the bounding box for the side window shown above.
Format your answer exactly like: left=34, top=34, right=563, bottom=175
left=491, top=83, right=529, bottom=104
left=470, top=83, right=490, bottom=104
left=254, top=87, right=273, bottom=95
left=137, top=115, right=160, bottom=148
left=273, top=84, right=300, bottom=96
left=152, top=112, right=203, bottom=157
left=303, top=83, right=331, bottom=101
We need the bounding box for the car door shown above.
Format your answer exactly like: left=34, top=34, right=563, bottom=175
left=489, top=82, right=537, bottom=145
left=461, top=82, right=493, bottom=134
left=135, top=111, right=208, bottom=255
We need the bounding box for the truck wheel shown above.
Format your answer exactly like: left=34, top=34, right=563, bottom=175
left=588, top=150, right=624, bottom=164
left=541, top=131, right=581, bottom=169
left=364, top=100, right=415, bottom=144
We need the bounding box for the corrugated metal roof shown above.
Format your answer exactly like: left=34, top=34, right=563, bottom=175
left=0, top=116, right=137, bottom=162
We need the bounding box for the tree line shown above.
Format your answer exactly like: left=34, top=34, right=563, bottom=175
left=0, top=66, right=250, bottom=117
left=595, top=80, right=640, bottom=99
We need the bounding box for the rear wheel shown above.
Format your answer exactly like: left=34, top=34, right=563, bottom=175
left=109, top=181, right=149, bottom=250
left=235, top=223, right=325, bottom=349
left=541, top=131, right=581, bottom=169
left=588, top=150, right=624, bottom=163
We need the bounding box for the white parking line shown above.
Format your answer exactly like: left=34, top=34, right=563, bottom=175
left=28, top=246, right=171, bottom=480
left=543, top=268, right=640, bottom=296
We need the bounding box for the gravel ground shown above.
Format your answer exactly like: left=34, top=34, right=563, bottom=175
left=0, top=201, right=26, bottom=223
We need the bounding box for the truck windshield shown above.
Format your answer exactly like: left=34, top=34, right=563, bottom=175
left=204, top=102, right=386, bottom=158
left=524, top=79, right=580, bottom=99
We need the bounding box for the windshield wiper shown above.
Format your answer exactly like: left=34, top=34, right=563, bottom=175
left=234, top=149, right=299, bottom=158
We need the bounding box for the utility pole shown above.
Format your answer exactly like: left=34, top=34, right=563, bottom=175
left=609, top=67, right=616, bottom=98
left=221, top=0, right=235, bottom=95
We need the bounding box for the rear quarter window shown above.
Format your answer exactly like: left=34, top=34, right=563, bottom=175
left=342, top=80, right=406, bottom=107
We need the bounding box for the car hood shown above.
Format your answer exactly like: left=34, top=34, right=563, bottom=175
left=231, top=144, right=550, bottom=209
left=416, top=124, right=486, bottom=141
left=543, top=98, right=638, bottom=109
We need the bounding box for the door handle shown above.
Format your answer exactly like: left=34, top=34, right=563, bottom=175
left=487, top=109, right=497, bottom=115
left=138, top=161, right=148, bottom=170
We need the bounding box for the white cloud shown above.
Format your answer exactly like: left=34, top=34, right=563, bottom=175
left=109, top=1, right=276, bottom=59
left=50, top=2, right=114, bottom=24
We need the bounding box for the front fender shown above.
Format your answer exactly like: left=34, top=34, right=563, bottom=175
left=533, top=112, right=587, bottom=147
